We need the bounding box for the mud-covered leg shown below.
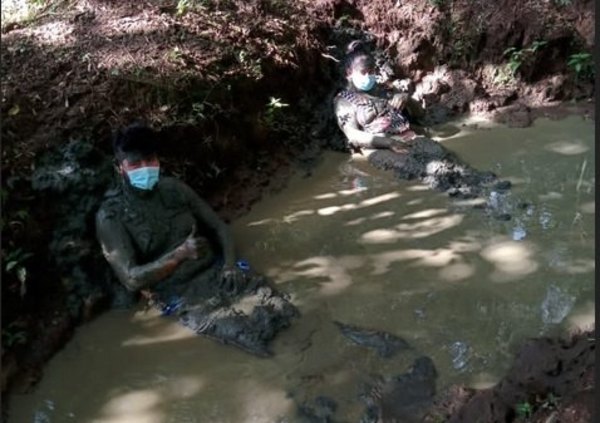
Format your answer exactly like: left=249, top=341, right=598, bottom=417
left=176, top=271, right=298, bottom=357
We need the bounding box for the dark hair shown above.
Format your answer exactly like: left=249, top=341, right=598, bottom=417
left=343, top=40, right=375, bottom=74
left=113, top=123, right=158, bottom=160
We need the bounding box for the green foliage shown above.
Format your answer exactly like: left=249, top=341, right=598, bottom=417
left=428, top=0, right=445, bottom=7
left=191, top=102, right=207, bottom=120
left=539, top=392, right=560, bottom=410
left=1, top=0, right=64, bottom=30
left=1, top=186, right=34, bottom=297
left=492, top=65, right=515, bottom=85
left=235, top=49, right=263, bottom=79
left=567, top=52, right=594, bottom=81
left=176, top=0, right=211, bottom=16
left=515, top=401, right=533, bottom=420
left=553, top=0, right=571, bottom=6
left=503, top=41, right=548, bottom=82
left=5, top=248, right=33, bottom=273
left=168, top=46, right=184, bottom=63
left=2, top=322, right=27, bottom=348
left=4, top=247, right=32, bottom=297
left=503, top=47, right=524, bottom=76
left=172, top=99, right=225, bottom=125
left=263, top=97, right=289, bottom=127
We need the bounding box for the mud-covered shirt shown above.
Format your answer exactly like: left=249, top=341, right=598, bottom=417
left=334, top=86, right=410, bottom=141
left=96, top=177, right=222, bottom=293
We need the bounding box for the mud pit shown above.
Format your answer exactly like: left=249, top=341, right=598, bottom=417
left=8, top=115, right=594, bottom=423
left=1, top=0, right=594, bottom=420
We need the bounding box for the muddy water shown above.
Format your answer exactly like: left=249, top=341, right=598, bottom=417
left=10, top=115, right=594, bottom=423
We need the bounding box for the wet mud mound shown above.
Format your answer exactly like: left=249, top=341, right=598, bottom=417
left=360, top=356, right=439, bottom=423
left=148, top=263, right=298, bottom=357
left=429, top=329, right=595, bottom=423
left=334, top=321, right=412, bottom=358
left=366, top=136, right=514, bottom=218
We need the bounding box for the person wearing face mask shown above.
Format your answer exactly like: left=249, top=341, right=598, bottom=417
left=333, top=41, right=512, bottom=202
left=95, top=123, right=298, bottom=356
left=334, top=40, right=422, bottom=155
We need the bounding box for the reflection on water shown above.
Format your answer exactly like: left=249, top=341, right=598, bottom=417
left=10, top=116, right=594, bottom=423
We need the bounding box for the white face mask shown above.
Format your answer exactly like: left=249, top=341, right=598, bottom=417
left=351, top=71, right=376, bottom=91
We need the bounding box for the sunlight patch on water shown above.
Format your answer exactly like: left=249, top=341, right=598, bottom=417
left=438, top=262, right=476, bottom=282
left=371, top=248, right=460, bottom=275
left=235, top=379, right=293, bottom=422
left=580, top=201, right=594, bottom=214
left=318, top=192, right=401, bottom=216
left=402, top=208, right=448, bottom=220
left=247, top=218, right=274, bottom=227
left=538, top=191, right=564, bottom=201
left=406, top=184, right=431, bottom=191
left=165, top=377, right=206, bottom=399
left=270, top=255, right=367, bottom=297
left=346, top=210, right=396, bottom=226
left=360, top=214, right=463, bottom=243
left=470, top=372, right=501, bottom=390
left=122, top=321, right=195, bottom=347
left=480, top=239, right=539, bottom=282
left=92, top=389, right=164, bottom=423
left=554, top=258, right=595, bottom=275
left=314, top=192, right=338, bottom=200
left=545, top=140, right=589, bottom=155
left=283, top=209, right=315, bottom=223
left=566, top=301, right=595, bottom=333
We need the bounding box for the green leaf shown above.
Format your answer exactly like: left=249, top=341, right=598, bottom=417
left=8, top=105, right=20, bottom=116
left=17, top=267, right=27, bottom=283
left=503, top=47, right=517, bottom=56
left=6, top=261, right=17, bottom=272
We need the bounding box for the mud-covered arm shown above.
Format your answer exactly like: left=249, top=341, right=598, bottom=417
left=96, top=210, right=190, bottom=292
left=334, top=97, right=394, bottom=149
left=178, top=182, right=237, bottom=268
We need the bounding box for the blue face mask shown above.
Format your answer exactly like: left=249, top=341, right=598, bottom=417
left=351, top=72, right=376, bottom=91
left=126, top=166, right=160, bottom=190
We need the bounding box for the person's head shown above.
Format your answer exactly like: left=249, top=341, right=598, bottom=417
left=343, top=40, right=377, bottom=92
left=113, top=123, right=160, bottom=191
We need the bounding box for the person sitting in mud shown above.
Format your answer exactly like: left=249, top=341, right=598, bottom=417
left=334, top=40, right=424, bottom=155
left=95, top=123, right=298, bottom=356
left=333, top=40, right=508, bottom=200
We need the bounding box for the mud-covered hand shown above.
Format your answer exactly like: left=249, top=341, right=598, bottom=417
left=388, top=93, right=409, bottom=110
left=175, top=224, right=210, bottom=261
left=220, top=265, right=246, bottom=295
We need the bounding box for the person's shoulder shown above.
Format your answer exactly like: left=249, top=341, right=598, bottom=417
left=334, top=90, right=354, bottom=109
left=157, top=176, right=198, bottom=206
left=157, top=176, right=194, bottom=194
left=97, top=188, right=123, bottom=221
left=158, top=175, right=183, bottom=188
left=334, top=89, right=351, bottom=102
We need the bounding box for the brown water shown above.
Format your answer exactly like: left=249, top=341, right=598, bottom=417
left=10, top=115, right=594, bottom=423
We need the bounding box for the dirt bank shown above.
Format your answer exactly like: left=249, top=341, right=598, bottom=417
left=428, top=328, right=595, bottom=423
left=1, top=0, right=594, bottom=420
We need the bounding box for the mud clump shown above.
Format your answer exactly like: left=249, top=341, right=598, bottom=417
left=31, top=140, right=135, bottom=315
left=334, top=321, right=412, bottom=359
left=367, top=136, right=502, bottom=201
left=361, top=356, right=439, bottom=423
left=428, top=329, right=595, bottom=423
left=151, top=264, right=299, bottom=357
